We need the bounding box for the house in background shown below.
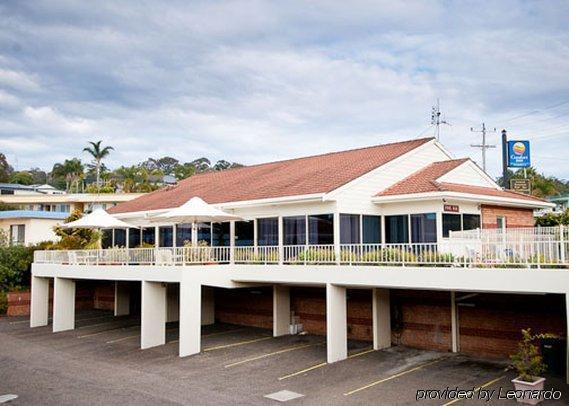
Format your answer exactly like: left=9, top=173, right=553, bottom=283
left=0, top=183, right=65, bottom=195
left=0, top=192, right=144, bottom=245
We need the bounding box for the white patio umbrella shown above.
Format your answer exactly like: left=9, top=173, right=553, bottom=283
left=153, top=196, right=242, bottom=245
left=62, top=208, right=133, bottom=229
left=62, top=208, right=134, bottom=248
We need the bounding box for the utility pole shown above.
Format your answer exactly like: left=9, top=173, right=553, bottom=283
left=431, top=99, right=450, bottom=141
left=470, top=123, right=496, bottom=172
left=501, top=129, right=509, bottom=189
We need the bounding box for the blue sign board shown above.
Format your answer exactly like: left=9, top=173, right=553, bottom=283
left=507, top=140, right=531, bottom=168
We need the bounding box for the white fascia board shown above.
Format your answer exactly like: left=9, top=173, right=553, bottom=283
left=323, top=139, right=440, bottom=201
left=432, top=140, right=455, bottom=159
left=372, top=191, right=555, bottom=209
left=217, top=193, right=326, bottom=209
left=112, top=193, right=326, bottom=220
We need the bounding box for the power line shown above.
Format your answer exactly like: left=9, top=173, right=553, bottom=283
left=470, top=123, right=496, bottom=172
left=501, top=98, right=569, bottom=124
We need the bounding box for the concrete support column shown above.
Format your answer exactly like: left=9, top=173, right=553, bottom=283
left=333, top=212, right=341, bottom=264
left=450, top=291, right=459, bottom=353
left=201, top=286, right=215, bottom=326
left=179, top=279, right=201, bottom=357
left=372, top=288, right=391, bottom=350
left=53, top=277, right=76, bottom=332
left=141, top=281, right=166, bottom=349
left=273, top=285, right=290, bottom=337
left=114, top=281, right=130, bottom=316
left=326, top=283, right=347, bottom=363
left=30, top=275, right=49, bottom=328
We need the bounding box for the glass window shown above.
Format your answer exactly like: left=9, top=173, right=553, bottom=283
left=283, top=216, right=306, bottom=245
left=462, top=214, right=480, bottom=231
left=363, top=215, right=381, bottom=244
left=102, top=229, right=112, bottom=248
left=129, top=229, right=141, bottom=248
left=212, top=222, right=230, bottom=246
left=235, top=221, right=254, bottom=246
left=257, top=217, right=278, bottom=246
left=142, top=227, right=155, bottom=246
left=159, top=226, right=173, bottom=247
left=176, top=224, right=192, bottom=246
left=411, top=213, right=437, bottom=243
left=308, top=214, right=334, bottom=245
left=198, top=223, right=211, bottom=244
left=385, top=215, right=409, bottom=244
left=114, top=229, right=127, bottom=247
left=442, top=214, right=461, bottom=238
left=340, top=214, right=360, bottom=244
left=497, top=216, right=506, bottom=231
left=9, top=224, right=25, bottom=245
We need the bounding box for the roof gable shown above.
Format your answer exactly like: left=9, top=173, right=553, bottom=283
left=109, top=137, right=433, bottom=214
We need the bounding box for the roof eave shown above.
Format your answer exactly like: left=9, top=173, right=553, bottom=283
left=372, top=191, right=555, bottom=209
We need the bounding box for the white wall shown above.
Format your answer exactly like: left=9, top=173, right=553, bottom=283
left=332, top=141, right=450, bottom=214
left=437, top=161, right=497, bottom=188
left=0, top=218, right=61, bottom=245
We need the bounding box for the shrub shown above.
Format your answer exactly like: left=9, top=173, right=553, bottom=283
left=0, top=291, right=6, bottom=314
left=0, top=244, right=35, bottom=292
left=510, top=329, right=547, bottom=382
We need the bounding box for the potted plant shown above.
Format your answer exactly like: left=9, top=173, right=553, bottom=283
left=510, top=329, right=547, bottom=405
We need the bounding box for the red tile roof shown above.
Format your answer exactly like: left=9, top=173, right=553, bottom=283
left=109, top=137, right=434, bottom=214
left=377, top=159, right=546, bottom=203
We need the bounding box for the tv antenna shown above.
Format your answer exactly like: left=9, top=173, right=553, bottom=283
left=470, top=123, right=496, bottom=172
left=431, top=99, right=450, bottom=141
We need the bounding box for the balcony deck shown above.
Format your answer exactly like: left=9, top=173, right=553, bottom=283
left=34, top=241, right=569, bottom=268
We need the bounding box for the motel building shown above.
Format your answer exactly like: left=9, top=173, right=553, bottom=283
left=29, top=137, right=569, bottom=380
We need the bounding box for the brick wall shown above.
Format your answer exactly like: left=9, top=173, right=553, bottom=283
left=391, top=290, right=452, bottom=352
left=458, top=293, right=565, bottom=358
left=481, top=204, right=534, bottom=229
left=213, top=287, right=566, bottom=360
left=6, top=281, right=114, bottom=316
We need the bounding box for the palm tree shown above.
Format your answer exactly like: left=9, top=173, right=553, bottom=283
left=52, top=159, right=84, bottom=192
left=83, top=141, right=114, bottom=188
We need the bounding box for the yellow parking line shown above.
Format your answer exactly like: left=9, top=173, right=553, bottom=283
left=278, top=347, right=375, bottom=381
left=441, top=375, right=506, bottom=406
left=10, top=314, right=114, bottom=325
left=344, top=358, right=444, bottom=396
left=106, top=326, right=177, bottom=344
left=204, top=328, right=245, bottom=338
left=225, top=342, right=324, bottom=368
left=203, top=336, right=272, bottom=352
left=77, top=325, right=138, bottom=339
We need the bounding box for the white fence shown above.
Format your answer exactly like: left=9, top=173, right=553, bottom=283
left=34, top=239, right=569, bottom=268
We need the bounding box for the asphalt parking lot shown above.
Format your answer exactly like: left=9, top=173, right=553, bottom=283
left=0, top=310, right=567, bottom=405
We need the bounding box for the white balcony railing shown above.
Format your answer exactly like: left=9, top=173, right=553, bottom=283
left=33, top=240, right=569, bottom=269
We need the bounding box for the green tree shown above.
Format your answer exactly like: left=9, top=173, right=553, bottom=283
left=83, top=141, right=114, bottom=187
left=174, top=162, right=195, bottom=180
left=0, top=153, right=13, bottom=183
left=9, top=171, right=34, bottom=185
left=51, top=158, right=84, bottom=192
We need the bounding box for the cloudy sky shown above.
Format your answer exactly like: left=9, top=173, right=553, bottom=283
left=1, top=1, right=568, bottom=179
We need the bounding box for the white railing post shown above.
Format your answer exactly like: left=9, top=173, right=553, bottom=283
left=561, top=224, right=566, bottom=264
left=333, top=212, right=340, bottom=265
left=229, top=221, right=235, bottom=265
left=278, top=216, right=284, bottom=265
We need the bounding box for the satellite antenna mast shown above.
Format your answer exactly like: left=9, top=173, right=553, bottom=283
left=431, top=99, right=450, bottom=141
left=470, top=123, right=496, bottom=172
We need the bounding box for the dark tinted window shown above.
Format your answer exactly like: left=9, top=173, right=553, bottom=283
left=442, top=214, right=461, bottom=238
left=363, top=215, right=381, bottom=244
left=235, top=221, right=254, bottom=246
left=308, top=214, right=334, bottom=245
left=411, top=213, right=437, bottom=243
left=462, top=214, right=481, bottom=231
left=385, top=215, right=409, bottom=244
left=257, top=217, right=279, bottom=246
left=283, top=216, right=306, bottom=245
left=340, top=214, right=360, bottom=244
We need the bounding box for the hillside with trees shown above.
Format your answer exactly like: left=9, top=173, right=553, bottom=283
left=0, top=142, right=243, bottom=193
